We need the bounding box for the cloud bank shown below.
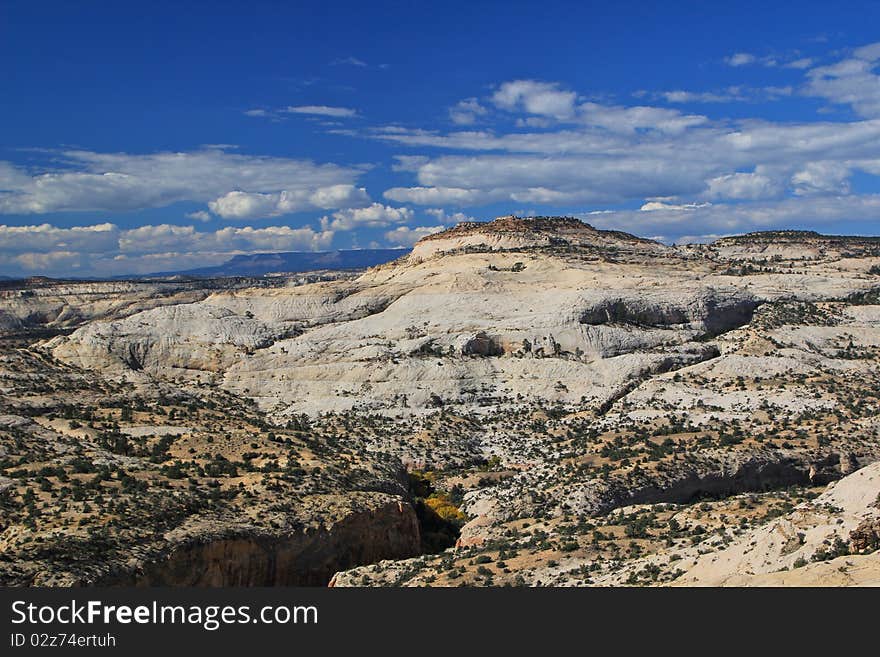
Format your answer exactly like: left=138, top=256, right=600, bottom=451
left=0, top=222, right=335, bottom=277
left=0, top=148, right=369, bottom=219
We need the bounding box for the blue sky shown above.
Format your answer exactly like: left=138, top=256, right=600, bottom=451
left=2, top=0, right=880, bottom=277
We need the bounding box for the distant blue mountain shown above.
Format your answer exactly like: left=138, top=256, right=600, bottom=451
left=150, top=248, right=410, bottom=278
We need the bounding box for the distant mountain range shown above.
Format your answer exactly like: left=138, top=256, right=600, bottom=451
left=148, top=248, right=411, bottom=278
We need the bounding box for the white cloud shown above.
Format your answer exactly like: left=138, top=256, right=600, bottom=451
left=320, top=203, right=413, bottom=231
left=791, top=161, right=851, bottom=195
left=378, top=121, right=878, bottom=206
left=307, top=184, right=369, bottom=209
left=0, top=149, right=367, bottom=217
left=1, top=250, right=86, bottom=274
left=117, top=224, right=200, bottom=253
left=185, top=210, right=212, bottom=222
left=805, top=42, right=880, bottom=117
left=584, top=195, right=880, bottom=239
left=855, top=42, right=880, bottom=61
left=0, top=222, right=335, bottom=277
left=578, top=102, right=707, bottom=134
left=285, top=105, right=359, bottom=118
left=515, top=117, right=555, bottom=128
left=208, top=191, right=279, bottom=219
left=640, top=201, right=712, bottom=212
left=207, top=185, right=370, bottom=220
left=384, top=225, right=446, bottom=246
left=725, top=52, right=758, bottom=66
left=390, top=155, right=430, bottom=172
left=449, top=98, right=488, bottom=125
left=660, top=90, right=739, bottom=104
left=425, top=208, right=475, bottom=224
left=374, top=66, right=880, bottom=211
left=763, top=85, right=794, bottom=99
left=331, top=56, right=368, bottom=67
left=723, top=52, right=806, bottom=69
left=384, top=186, right=494, bottom=205
left=786, top=57, right=814, bottom=69
left=100, top=252, right=235, bottom=275
left=117, top=224, right=335, bottom=257
left=386, top=152, right=713, bottom=206
left=653, top=86, right=792, bottom=104
left=667, top=233, right=734, bottom=244
left=8, top=46, right=880, bottom=276
left=492, top=80, right=578, bottom=119
left=0, top=223, right=119, bottom=254
left=704, top=171, right=780, bottom=200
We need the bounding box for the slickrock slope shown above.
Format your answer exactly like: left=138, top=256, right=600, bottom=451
left=671, top=460, right=880, bottom=586
left=3, top=216, right=880, bottom=586
left=217, top=257, right=753, bottom=416
left=46, top=219, right=879, bottom=421
left=48, top=217, right=772, bottom=416
left=49, top=303, right=296, bottom=383
left=0, top=279, right=251, bottom=336
left=0, top=274, right=357, bottom=338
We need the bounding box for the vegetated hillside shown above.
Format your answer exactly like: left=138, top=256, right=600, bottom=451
left=2, top=216, right=879, bottom=586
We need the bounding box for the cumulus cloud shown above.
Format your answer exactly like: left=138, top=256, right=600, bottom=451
left=208, top=185, right=369, bottom=219
left=492, top=80, right=578, bottom=119
left=375, top=206, right=470, bottom=247
left=208, top=191, right=278, bottom=219
left=320, top=203, right=414, bottom=231
left=0, top=148, right=368, bottom=217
